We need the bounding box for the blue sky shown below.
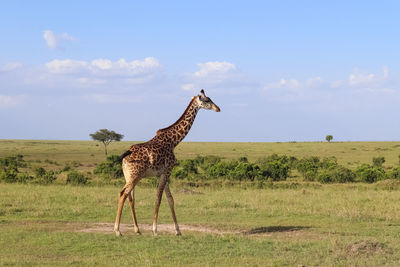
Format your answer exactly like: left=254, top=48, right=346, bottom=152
left=1, top=1, right=399, bottom=141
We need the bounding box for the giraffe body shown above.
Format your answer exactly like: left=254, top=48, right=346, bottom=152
left=114, top=90, right=220, bottom=236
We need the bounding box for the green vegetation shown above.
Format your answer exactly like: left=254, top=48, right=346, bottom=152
left=1, top=140, right=400, bottom=186
left=2, top=140, right=400, bottom=169
left=1, top=140, right=400, bottom=265
left=93, top=154, right=123, bottom=179
left=1, top=183, right=400, bottom=266
left=66, top=170, right=89, bottom=185
left=372, top=156, right=385, bottom=167
left=326, top=134, right=333, bottom=142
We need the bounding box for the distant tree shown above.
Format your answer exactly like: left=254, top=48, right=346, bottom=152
left=90, top=129, right=124, bottom=155
left=325, top=135, right=333, bottom=143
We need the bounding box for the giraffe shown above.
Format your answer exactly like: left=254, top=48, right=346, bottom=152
left=114, top=89, right=220, bottom=236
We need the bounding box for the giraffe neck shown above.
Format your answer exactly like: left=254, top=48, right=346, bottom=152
left=155, top=97, right=200, bottom=147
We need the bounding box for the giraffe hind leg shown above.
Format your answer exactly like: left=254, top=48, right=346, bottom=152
left=114, top=182, right=136, bottom=237
left=152, top=175, right=168, bottom=236
left=165, top=183, right=181, bottom=236
left=128, top=189, right=141, bottom=234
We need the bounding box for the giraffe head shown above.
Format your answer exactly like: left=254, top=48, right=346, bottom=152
left=196, top=89, right=221, bottom=112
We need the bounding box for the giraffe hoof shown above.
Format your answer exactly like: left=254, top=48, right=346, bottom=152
left=115, top=231, right=122, bottom=237
left=176, top=231, right=182, bottom=236
left=135, top=231, right=142, bottom=235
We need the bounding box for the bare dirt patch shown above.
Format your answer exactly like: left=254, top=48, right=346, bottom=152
left=74, top=222, right=317, bottom=239
left=4, top=220, right=318, bottom=239
left=176, top=188, right=204, bottom=195
left=75, top=222, right=237, bottom=235
left=347, top=240, right=392, bottom=256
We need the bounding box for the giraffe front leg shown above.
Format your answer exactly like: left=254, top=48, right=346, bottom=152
left=165, top=182, right=181, bottom=236
left=152, top=175, right=167, bottom=236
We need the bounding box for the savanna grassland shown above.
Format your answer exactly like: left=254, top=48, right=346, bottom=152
left=1, top=139, right=400, bottom=172
left=1, top=140, right=400, bottom=266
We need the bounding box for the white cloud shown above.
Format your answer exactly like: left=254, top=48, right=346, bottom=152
left=349, top=71, right=375, bottom=85
left=265, top=67, right=393, bottom=97
left=181, top=83, right=195, bottom=91
left=194, top=61, right=236, bottom=77
left=88, top=94, right=141, bottom=104
left=344, top=66, right=396, bottom=95
left=0, top=95, right=25, bottom=108
left=43, top=30, right=57, bottom=49
left=0, top=57, right=164, bottom=93
left=43, top=30, right=76, bottom=50
left=348, top=66, right=389, bottom=87
left=91, top=59, right=113, bottom=70
left=45, top=57, right=161, bottom=77
left=90, top=57, right=161, bottom=76
left=383, top=66, right=389, bottom=79
left=1, top=62, right=23, bottom=71
left=180, top=60, right=250, bottom=93
left=262, top=66, right=398, bottom=110
left=264, top=77, right=323, bottom=92
left=46, top=59, right=88, bottom=74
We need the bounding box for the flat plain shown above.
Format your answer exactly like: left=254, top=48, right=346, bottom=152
left=1, top=140, right=400, bottom=266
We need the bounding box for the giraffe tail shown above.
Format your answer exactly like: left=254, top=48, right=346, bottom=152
left=117, top=150, right=132, bottom=162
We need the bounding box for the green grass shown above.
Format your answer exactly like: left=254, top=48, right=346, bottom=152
left=1, top=140, right=400, bottom=265
left=1, top=183, right=400, bottom=266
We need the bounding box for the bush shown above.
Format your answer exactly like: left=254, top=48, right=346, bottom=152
left=61, top=163, right=72, bottom=172
left=389, top=167, right=400, bottom=179
left=317, top=166, right=355, bottom=184
left=171, top=158, right=199, bottom=180
left=0, top=155, right=26, bottom=169
left=0, top=169, right=18, bottom=183
left=288, top=156, right=298, bottom=168
left=304, top=170, right=317, bottom=181
left=34, top=167, right=46, bottom=177
left=356, top=164, right=386, bottom=183
left=317, top=170, right=332, bottom=183
left=228, top=162, right=262, bottom=181
left=170, top=168, right=188, bottom=179
left=179, top=159, right=198, bottom=174
left=372, top=156, right=385, bottom=167
left=205, top=160, right=238, bottom=179
left=296, top=156, right=320, bottom=179
left=194, top=155, right=222, bottom=171
left=330, top=166, right=356, bottom=183
left=0, top=155, right=27, bottom=183
left=34, top=168, right=57, bottom=184
left=94, top=155, right=123, bottom=179
left=16, top=173, right=34, bottom=183
left=66, top=171, right=89, bottom=185
left=321, top=157, right=338, bottom=169
left=260, top=160, right=289, bottom=181
left=257, top=154, right=292, bottom=181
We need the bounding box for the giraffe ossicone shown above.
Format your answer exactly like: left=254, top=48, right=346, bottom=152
left=114, top=89, right=220, bottom=236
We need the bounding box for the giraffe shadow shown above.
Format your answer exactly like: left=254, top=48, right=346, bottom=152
left=243, top=226, right=311, bottom=235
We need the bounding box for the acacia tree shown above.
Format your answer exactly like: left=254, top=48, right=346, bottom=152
left=90, top=129, right=124, bottom=155
left=325, top=135, right=333, bottom=143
